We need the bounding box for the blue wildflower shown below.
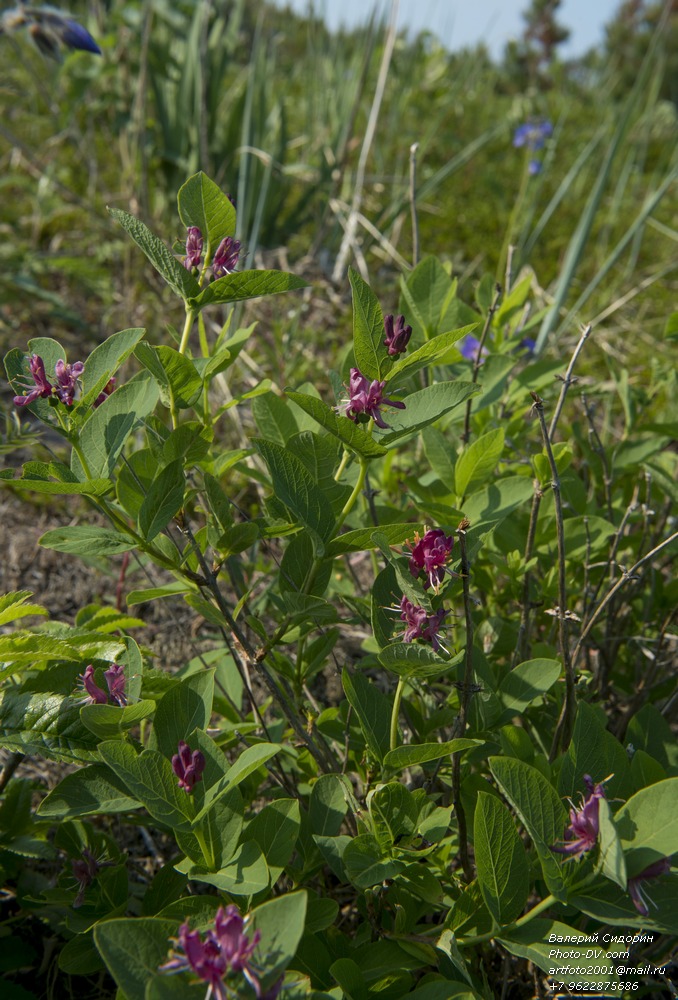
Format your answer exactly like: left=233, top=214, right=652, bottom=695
left=513, top=121, right=552, bottom=175
left=0, top=5, right=101, bottom=59
left=458, top=335, right=488, bottom=364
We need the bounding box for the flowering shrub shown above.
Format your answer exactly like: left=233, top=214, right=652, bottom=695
left=0, top=173, right=676, bottom=998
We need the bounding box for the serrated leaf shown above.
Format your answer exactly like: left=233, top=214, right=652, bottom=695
left=190, top=270, right=306, bottom=309
left=0, top=591, right=48, bottom=626
left=285, top=390, right=387, bottom=459
left=40, top=526, right=137, bottom=556
left=109, top=208, right=199, bottom=300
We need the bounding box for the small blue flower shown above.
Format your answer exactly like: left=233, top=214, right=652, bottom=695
left=513, top=121, right=552, bottom=176
left=0, top=6, right=101, bottom=59
left=458, top=334, right=488, bottom=364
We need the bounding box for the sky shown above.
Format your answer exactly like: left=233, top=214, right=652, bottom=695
left=273, top=0, right=622, bottom=58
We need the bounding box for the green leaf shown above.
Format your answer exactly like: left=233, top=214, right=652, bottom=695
left=94, top=917, right=177, bottom=1000
left=246, top=799, right=300, bottom=876
left=489, top=757, right=568, bottom=899
left=0, top=468, right=113, bottom=497
left=126, top=582, right=191, bottom=606
left=557, top=702, right=631, bottom=803
left=400, top=256, right=456, bottom=340
left=615, top=778, right=678, bottom=875
left=109, top=208, right=199, bottom=300
left=252, top=391, right=299, bottom=445
left=177, top=172, right=236, bottom=248
left=254, top=439, right=335, bottom=549
left=248, top=891, right=308, bottom=979
left=343, top=834, right=405, bottom=888
left=39, top=525, right=137, bottom=556
left=285, top=391, right=387, bottom=459
left=349, top=267, right=385, bottom=380
left=474, top=792, right=530, bottom=924
left=327, top=523, right=421, bottom=557
left=342, top=668, right=391, bottom=764
left=37, top=764, right=142, bottom=819
left=192, top=743, right=282, bottom=826
left=98, top=742, right=194, bottom=831
left=150, top=671, right=215, bottom=760
left=138, top=460, right=185, bottom=541
left=179, top=840, right=269, bottom=895
left=0, top=691, right=102, bottom=763
left=190, top=270, right=306, bottom=309
left=461, top=476, right=534, bottom=557
left=497, top=658, right=561, bottom=718
left=384, top=740, right=483, bottom=770
left=0, top=591, right=47, bottom=626
left=378, top=644, right=463, bottom=681
left=376, top=382, right=480, bottom=445
left=369, top=783, right=419, bottom=845
left=387, top=324, right=479, bottom=387
left=80, top=701, right=156, bottom=740
left=570, top=875, right=678, bottom=934
left=76, top=375, right=160, bottom=479
left=77, top=328, right=146, bottom=411
left=596, top=798, right=627, bottom=890
left=309, top=774, right=350, bottom=836
left=454, top=428, right=505, bottom=498
left=498, top=919, right=619, bottom=983
left=156, top=347, right=203, bottom=409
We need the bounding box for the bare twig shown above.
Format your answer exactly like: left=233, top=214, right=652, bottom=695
left=512, top=485, right=543, bottom=668
left=548, top=324, right=591, bottom=438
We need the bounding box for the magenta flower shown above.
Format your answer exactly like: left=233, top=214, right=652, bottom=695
left=552, top=775, right=606, bottom=860
left=628, top=857, right=671, bottom=917
left=160, top=905, right=262, bottom=1000
left=54, top=359, right=85, bottom=405
left=12, top=354, right=53, bottom=406
left=184, top=227, right=203, bottom=271
left=172, top=741, right=206, bottom=793
left=408, top=528, right=454, bottom=592
left=79, top=663, right=127, bottom=707
left=212, top=236, right=241, bottom=278
left=399, top=596, right=448, bottom=653
left=344, top=367, right=405, bottom=429
left=383, top=314, right=412, bottom=356
left=71, top=847, right=115, bottom=908
left=104, top=663, right=127, bottom=707
left=80, top=665, right=108, bottom=705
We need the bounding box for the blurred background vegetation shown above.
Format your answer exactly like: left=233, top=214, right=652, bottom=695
left=0, top=0, right=676, bottom=383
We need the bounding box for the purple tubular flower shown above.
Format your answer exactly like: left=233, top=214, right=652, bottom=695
left=71, top=847, right=115, bottom=908
left=344, top=367, right=405, bottom=429
left=160, top=905, right=262, bottom=1000
left=628, top=857, right=671, bottom=917
left=57, top=18, right=102, bottom=55
left=408, top=528, right=454, bottom=591
left=399, top=596, right=447, bottom=653
left=54, top=359, right=84, bottom=405
left=104, top=663, right=127, bottom=707
left=172, top=741, right=206, bottom=793
left=552, top=774, right=606, bottom=859
left=212, top=236, right=241, bottom=278
left=81, top=665, right=108, bottom=705
left=13, top=354, right=53, bottom=407
left=383, top=314, right=412, bottom=356
left=2, top=8, right=102, bottom=58
left=458, top=334, right=488, bottom=363
left=184, top=227, right=203, bottom=271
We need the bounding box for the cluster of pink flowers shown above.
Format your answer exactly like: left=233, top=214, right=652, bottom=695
left=343, top=368, right=405, bottom=429
left=399, top=596, right=448, bottom=653
left=183, top=227, right=241, bottom=280
left=172, top=740, right=206, bottom=793
left=13, top=353, right=114, bottom=409
left=160, top=905, right=282, bottom=1000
